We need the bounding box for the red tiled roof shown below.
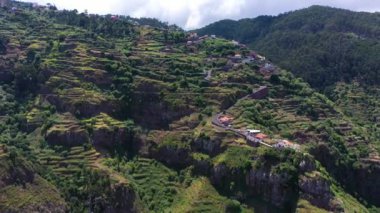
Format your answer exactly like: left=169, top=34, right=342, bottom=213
left=255, top=133, right=268, bottom=140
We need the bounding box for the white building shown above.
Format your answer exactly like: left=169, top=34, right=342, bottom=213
left=231, top=40, right=239, bottom=46
left=247, top=129, right=261, bottom=135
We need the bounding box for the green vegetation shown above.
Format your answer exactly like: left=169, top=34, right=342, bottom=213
left=169, top=177, right=251, bottom=213
left=0, top=1, right=378, bottom=212
left=196, top=5, right=380, bottom=88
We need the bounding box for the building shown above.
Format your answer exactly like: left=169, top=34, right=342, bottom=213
left=247, top=133, right=268, bottom=145
left=187, top=32, right=199, bottom=41
left=260, top=63, right=276, bottom=76
left=218, top=115, right=234, bottom=126
left=264, top=63, right=275, bottom=71
left=211, top=35, right=216, bottom=39
left=230, top=54, right=242, bottom=63
left=0, top=0, right=10, bottom=7
left=274, top=140, right=300, bottom=150
left=255, top=133, right=268, bottom=141
left=250, top=86, right=269, bottom=99
left=257, top=54, right=266, bottom=61
left=231, top=40, right=239, bottom=46
left=199, top=35, right=209, bottom=40
left=247, top=129, right=261, bottom=135
left=242, top=56, right=255, bottom=64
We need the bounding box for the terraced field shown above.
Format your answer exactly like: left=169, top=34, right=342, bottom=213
left=169, top=177, right=245, bottom=213
left=37, top=146, right=101, bottom=176
left=124, top=158, right=181, bottom=211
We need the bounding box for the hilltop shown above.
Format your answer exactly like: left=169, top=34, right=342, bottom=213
left=0, top=2, right=379, bottom=212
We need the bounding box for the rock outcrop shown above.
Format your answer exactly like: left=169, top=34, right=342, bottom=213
left=245, top=168, right=295, bottom=207
left=298, top=173, right=343, bottom=211
left=105, top=183, right=141, bottom=213
left=45, top=113, right=90, bottom=146
left=46, top=92, right=120, bottom=118
left=85, top=113, right=130, bottom=149
left=0, top=155, right=68, bottom=212
left=311, top=143, right=380, bottom=206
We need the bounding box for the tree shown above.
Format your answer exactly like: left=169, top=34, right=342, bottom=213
left=8, top=148, right=18, bottom=165
left=13, top=64, right=40, bottom=95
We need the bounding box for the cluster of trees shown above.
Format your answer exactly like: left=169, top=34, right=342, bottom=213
left=46, top=168, right=114, bottom=212
left=197, top=6, right=380, bottom=89
left=0, top=34, right=8, bottom=54
left=43, top=10, right=134, bottom=38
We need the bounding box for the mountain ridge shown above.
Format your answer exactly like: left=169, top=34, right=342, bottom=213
left=0, top=2, right=379, bottom=212
left=196, top=5, right=380, bottom=88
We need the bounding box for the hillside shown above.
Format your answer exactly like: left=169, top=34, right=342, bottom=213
left=0, top=2, right=379, bottom=212
left=196, top=5, right=380, bottom=164
left=196, top=6, right=380, bottom=89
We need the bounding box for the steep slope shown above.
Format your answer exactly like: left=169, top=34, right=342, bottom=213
left=0, top=2, right=378, bottom=212
left=196, top=5, right=380, bottom=89
left=0, top=145, right=67, bottom=212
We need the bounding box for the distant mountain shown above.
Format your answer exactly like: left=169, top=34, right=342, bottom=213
left=196, top=6, right=380, bottom=89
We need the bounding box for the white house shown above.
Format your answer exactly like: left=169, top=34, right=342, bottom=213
left=231, top=40, right=239, bottom=46
left=247, top=129, right=261, bottom=135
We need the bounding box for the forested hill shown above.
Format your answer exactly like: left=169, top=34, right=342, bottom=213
left=0, top=1, right=379, bottom=212
left=196, top=5, right=380, bottom=89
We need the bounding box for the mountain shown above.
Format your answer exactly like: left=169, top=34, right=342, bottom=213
left=196, top=6, right=380, bottom=89
left=0, top=2, right=379, bottom=212
left=196, top=5, right=380, bottom=164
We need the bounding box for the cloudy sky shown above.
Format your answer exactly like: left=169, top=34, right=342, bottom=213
left=22, top=0, right=380, bottom=29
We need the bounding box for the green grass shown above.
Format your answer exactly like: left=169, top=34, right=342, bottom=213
left=296, top=199, right=328, bottom=213
left=213, top=146, right=254, bottom=169
left=331, top=184, right=369, bottom=213
left=37, top=146, right=100, bottom=177
left=0, top=176, right=66, bottom=212
left=169, top=177, right=252, bottom=213
left=104, top=158, right=181, bottom=212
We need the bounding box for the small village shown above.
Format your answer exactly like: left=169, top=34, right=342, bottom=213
left=212, top=100, right=301, bottom=152
left=183, top=33, right=301, bottom=152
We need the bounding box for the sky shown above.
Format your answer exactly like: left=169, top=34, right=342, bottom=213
left=21, top=0, right=380, bottom=30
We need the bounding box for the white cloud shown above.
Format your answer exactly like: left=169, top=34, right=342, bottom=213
left=21, top=0, right=380, bottom=29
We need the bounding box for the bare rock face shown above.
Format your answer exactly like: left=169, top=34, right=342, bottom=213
left=104, top=183, right=141, bottom=213
left=84, top=113, right=130, bottom=149
left=311, top=143, right=380, bottom=206
left=92, top=127, right=127, bottom=149
left=192, top=137, right=225, bottom=156
left=298, top=173, right=344, bottom=212
left=45, top=113, right=90, bottom=147
left=299, top=155, right=316, bottom=173
left=151, top=145, right=192, bottom=169
left=46, top=94, right=120, bottom=118
left=0, top=65, right=13, bottom=83
left=131, top=93, right=194, bottom=129
left=245, top=168, right=294, bottom=207
left=210, top=164, right=295, bottom=208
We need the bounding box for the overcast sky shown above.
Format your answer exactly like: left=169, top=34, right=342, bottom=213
left=21, top=0, right=380, bottom=29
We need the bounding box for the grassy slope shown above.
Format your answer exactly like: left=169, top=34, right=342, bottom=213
left=0, top=3, right=375, bottom=212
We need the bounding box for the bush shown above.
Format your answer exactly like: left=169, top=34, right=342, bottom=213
left=225, top=200, right=241, bottom=213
